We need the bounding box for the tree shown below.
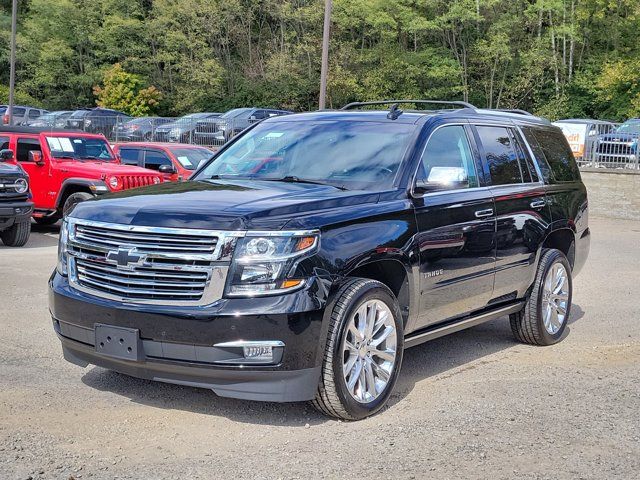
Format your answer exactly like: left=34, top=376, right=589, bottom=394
left=93, top=63, right=162, bottom=116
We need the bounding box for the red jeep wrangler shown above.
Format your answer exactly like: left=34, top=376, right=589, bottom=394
left=0, top=127, right=163, bottom=224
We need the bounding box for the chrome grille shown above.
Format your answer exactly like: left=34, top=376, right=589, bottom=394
left=66, top=219, right=240, bottom=306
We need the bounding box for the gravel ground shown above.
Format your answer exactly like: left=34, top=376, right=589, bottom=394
left=1, top=216, right=639, bottom=480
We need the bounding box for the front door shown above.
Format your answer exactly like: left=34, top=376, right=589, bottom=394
left=14, top=135, right=49, bottom=209
left=413, top=124, right=497, bottom=329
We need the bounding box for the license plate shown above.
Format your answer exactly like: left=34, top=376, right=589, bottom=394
left=94, top=324, right=142, bottom=361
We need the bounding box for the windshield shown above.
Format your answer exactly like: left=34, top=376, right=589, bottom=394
left=45, top=136, right=115, bottom=161
left=616, top=121, right=640, bottom=134
left=194, top=120, right=415, bottom=190
left=221, top=108, right=251, bottom=119
left=168, top=147, right=213, bottom=170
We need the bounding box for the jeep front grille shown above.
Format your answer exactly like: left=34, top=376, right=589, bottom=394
left=66, top=219, right=241, bottom=306
left=119, top=175, right=159, bottom=190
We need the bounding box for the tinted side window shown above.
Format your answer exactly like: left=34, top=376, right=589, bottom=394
left=28, top=109, right=40, bottom=119
left=512, top=131, right=539, bottom=183
left=17, top=138, right=42, bottom=162
left=520, top=127, right=552, bottom=182
left=119, top=148, right=140, bottom=165
left=0, top=136, right=9, bottom=150
left=476, top=126, right=523, bottom=185
left=144, top=150, right=172, bottom=171
left=13, top=107, right=25, bottom=116
left=417, top=125, right=478, bottom=189
left=530, top=127, right=581, bottom=182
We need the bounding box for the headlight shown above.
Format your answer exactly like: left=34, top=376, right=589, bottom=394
left=153, top=176, right=161, bottom=184
left=226, top=231, right=319, bottom=296
left=14, top=178, right=28, bottom=194
left=108, top=176, right=120, bottom=189
left=57, top=219, right=70, bottom=276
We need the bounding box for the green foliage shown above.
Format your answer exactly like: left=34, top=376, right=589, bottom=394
left=93, top=64, right=162, bottom=116
left=0, top=0, right=638, bottom=120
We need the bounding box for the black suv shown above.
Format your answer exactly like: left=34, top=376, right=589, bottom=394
left=0, top=149, right=32, bottom=246
left=49, top=100, right=590, bottom=420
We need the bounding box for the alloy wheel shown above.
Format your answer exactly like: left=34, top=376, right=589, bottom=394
left=341, top=299, right=397, bottom=403
left=542, top=262, right=570, bottom=335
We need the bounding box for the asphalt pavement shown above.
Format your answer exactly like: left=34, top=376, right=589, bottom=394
left=0, top=216, right=638, bottom=479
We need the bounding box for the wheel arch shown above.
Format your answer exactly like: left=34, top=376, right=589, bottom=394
left=541, top=227, right=576, bottom=269
left=345, top=258, right=414, bottom=328
left=55, top=179, right=101, bottom=209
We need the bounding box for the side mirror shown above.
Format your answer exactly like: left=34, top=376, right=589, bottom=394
left=158, top=164, right=176, bottom=174
left=249, top=115, right=257, bottom=121
left=29, top=150, right=44, bottom=166
left=0, top=149, right=14, bottom=161
left=414, top=178, right=469, bottom=194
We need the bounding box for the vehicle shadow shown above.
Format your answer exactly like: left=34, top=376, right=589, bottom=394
left=80, top=304, right=585, bottom=426
left=0, top=221, right=60, bottom=249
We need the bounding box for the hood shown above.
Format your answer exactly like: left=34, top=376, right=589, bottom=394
left=55, top=159, right=161, bottom=178
left=0, top=161, right=26, bottom=177
left=598, top=131, right=640, bottom=142
left=69, top=179, right=381, bottom=230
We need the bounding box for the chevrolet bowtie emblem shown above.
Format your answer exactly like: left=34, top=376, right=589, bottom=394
left=106, top=248, right=146, bottom=270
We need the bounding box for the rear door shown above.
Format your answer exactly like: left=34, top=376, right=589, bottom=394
left=413, top=123, right=497, bottom=329
left=117, top=146, right=143, bottom=167
left=473, top=123, right=552, bottom=301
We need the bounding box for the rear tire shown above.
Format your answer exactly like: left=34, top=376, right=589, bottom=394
left=1, top=220, right=31, bottom=247
left=62, top=192, right=94, bottom=217
left=510, top=249, right=572, bottom=346
left=312, top=278, right=404, bottom=420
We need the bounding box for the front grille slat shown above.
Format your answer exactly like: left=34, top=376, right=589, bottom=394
left=77, top=265, right=208, bottom=288
left=67, top=219, right=230, bottom=305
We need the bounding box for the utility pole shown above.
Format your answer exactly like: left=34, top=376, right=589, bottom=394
left=318, top=0, right=332, bottom=110
left=8, top=0, right=18, bottom=126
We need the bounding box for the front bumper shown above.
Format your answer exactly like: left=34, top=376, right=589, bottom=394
left=49, top=272, right=327, bottom=402
left=0, top=200, right=33, bottom=229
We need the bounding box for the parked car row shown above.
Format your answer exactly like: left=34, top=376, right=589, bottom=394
left=554, top=117, right=640, bottom=169
left=17, top=105, right=294, bottom=147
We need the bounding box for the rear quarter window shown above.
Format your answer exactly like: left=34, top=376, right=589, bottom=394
left=527, top=127, right=581, bottom=183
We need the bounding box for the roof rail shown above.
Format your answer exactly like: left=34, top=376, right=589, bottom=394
left=491, top=108, right=535, bottom=116
left=340, top=99, right=476, bottom=110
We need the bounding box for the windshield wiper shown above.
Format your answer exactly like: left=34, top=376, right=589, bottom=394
left=260, top=176, right=348, bottom=191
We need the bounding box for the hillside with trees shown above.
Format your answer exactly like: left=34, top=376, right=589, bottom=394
left=0, top=0, right=639, bottom=120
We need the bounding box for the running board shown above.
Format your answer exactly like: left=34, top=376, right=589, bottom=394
left=404, top=301, right=524, bottom=349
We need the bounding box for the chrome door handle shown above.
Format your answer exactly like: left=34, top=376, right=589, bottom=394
left=474, top=208, right=494, bottom=218
left=530, top=199, right=546, bottom=209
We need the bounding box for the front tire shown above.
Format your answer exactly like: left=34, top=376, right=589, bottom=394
left=1, top=220, right=31, bottom=247
left=510, top=248, right=573, bottom=346
left=312, top=278, right=404, bottom=420
left=62, top=192, right=94, bottom=218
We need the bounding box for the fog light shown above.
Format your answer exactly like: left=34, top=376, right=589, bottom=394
left=214, top=340, right=284, bottom=364
left=243, top=345, right=273, bottom=361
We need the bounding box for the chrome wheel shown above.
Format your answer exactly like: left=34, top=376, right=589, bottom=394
left=542, top=262, right=570, bottom=335
left=341, top=299, right=397, bottom=404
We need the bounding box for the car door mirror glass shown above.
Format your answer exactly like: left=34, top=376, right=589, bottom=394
left=158, top=164, right=176, bottom=174
left=29, top=150, right=44, bottom=165
left=0, top=149, right=14, bottom=161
